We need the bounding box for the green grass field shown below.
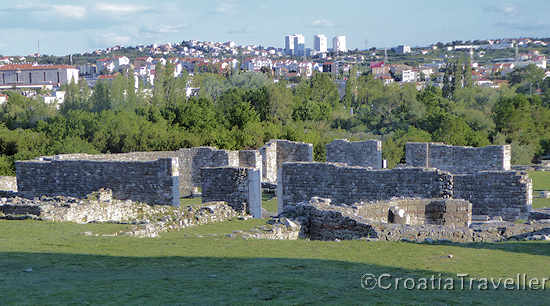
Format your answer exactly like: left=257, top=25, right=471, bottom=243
left=529, top=171, right=550, bottom=191
left=1, top=173, right=550, bottom=304
left=1, top=220, right=549, bottom=304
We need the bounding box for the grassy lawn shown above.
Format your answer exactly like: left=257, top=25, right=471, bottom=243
left=180, top=197, right=204, bottom=207
left=529, top=171, right=550, bottom=191
left=1, top=220, right=549, bottom=304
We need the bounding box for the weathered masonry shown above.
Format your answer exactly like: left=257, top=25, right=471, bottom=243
left=278, top=162, right=452, bottom=213
left=201, top=167, right=262, bottom=218
left=260, top=140, right=313, bottom=183
left=406, top=143, right=511, bottom=173
left=278, top=162, right=531, bottom=220
left=39, top=146, right=262, bottom=198
left=326, top=139, right=383, bottom=168
left=16, top=158, right=179, bottom=206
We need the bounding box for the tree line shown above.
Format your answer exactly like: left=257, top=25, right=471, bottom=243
left=1, top=62, right=550, bottom=175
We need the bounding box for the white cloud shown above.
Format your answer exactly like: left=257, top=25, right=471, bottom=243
left=95, top=3, right=150, bottom=15
left=142, top=24, right=189, bottom=34
left=484, top=4, right=519, bottom=16
left=214, top=0, right=236, bottom=14
left=94, top=32, right=133, bottom=46
left=310, top=19, right=334, bottom=28
left=52, top=5, right=86, bottom=19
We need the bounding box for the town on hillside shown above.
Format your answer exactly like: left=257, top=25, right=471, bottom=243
left=0, top=36, right=548, bottom=108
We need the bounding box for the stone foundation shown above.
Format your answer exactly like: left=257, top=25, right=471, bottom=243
left=275, top=198, right=550, bottom=242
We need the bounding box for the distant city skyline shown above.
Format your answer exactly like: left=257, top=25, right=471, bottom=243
left=1, top=0, right=550, bottom=55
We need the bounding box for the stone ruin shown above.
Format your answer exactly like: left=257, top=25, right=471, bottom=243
left=326, top=139, right=383, bottom=168
left=405, top=142, right=511, bottom=173
left=201, top=167, right=261, bottom=218
left=260, top=139, right=313, bottom=184
left=4, top=139, right=549, bottom=243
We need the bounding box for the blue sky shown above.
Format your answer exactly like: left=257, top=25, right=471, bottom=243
left=1, top=0, right=549, bottom=55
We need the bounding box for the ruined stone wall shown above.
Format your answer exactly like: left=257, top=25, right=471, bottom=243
left=260, top=140, right=313, bottom=184
left=45, top=151, right=193, bottom=197
left=201, top=167, right=262, bottom=218
left=357, top=198, right=472, bottom=227
left=278, top=199, right=550, bottom=242
left=0, top=176, right=17, bottom=191
left=326, top=139, right=382, bottom=168
left=239, top=150, right=262, bottom=176
left=16, top=158, right=179, bottom=206
left=453, top=171, right=532, bottom=220
left=406, top=142, right=511, bottom=173
left=278, top=162, right=453, bottom=212
left=46, top=146, right=242, bottom=197
left=183, top=147, right=239, bottom=188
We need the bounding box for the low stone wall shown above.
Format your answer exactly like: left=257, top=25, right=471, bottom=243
left=0, top=190, right=243, bottom=238
left=278, top=162, right=452, bottom=213
left=355, top=198, right=471, bottom=227
left=16, top=158, right=179, bottom=206
left=326, top=139, right=382, bottom=168
left=260, top=140, right=313, bottom=184
left=406, top=142, right=511, bottom=173
left=453, top=171, right=532, bottom=220
left=201, top=167, right=262, bottom=218
left=277, top=198, right=550, bottom=242
left=0, top=176, right=17, bottom=191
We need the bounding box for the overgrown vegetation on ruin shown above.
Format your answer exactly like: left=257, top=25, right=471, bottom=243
left=1, top=63, right=550, bottom=174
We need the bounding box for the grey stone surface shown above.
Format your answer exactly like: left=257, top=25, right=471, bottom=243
left=201, top=167, right=262, bottom=218
left=453, top=171, right=532, bottom=220
left=260, top=140, right=313, bottom=184
left=406, top=142, right=511, bottom=173
left=326, top=139, right=382, bottom=168
left=0, top=176, right=17, bottom=192
left=279, top=162, right=531, bottom=221
left=279, top=162, right=453, bottom=213
left=0, top=190, right=243, bottom=238
left=16, top=158, right=179, bottom=206
left=275, top=198, right=550, bottom=242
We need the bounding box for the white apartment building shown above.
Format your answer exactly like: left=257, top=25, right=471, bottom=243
left=314, top=34, right=328, bottom=53
left=395, top=45, right=411, bottom=54
left=285, top=34, right=305, bottom=56
left=401, top=70, right=417, bottom=83
left=0, top=64, right=79, bottom=88
left=333, top=36, right=347, bottom=53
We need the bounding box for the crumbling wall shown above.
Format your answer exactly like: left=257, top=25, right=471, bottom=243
left=453, top=171, right=532, bottom=220
left=326, top=139, right=382, bottom=168
left=260, top=140, right=313, bottom=183
left=16, top=158, right=179, bottom=206
left=0, top=176, right=17, bottom=191
left=239, top=150, right=262, bottom=176
left=357, top=198, right=472, bottom=226
left=406, top=142, right=511, bottom=173
left=201, top=167, right=262, bottom=218
left=47, top=146, right=242, bottom=197
left=278, top=162, right=453, bottom=212
left=45, top=151, right=193, bottom=197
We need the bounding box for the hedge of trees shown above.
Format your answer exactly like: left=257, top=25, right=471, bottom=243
left=1, top=62, right=550, bottom=175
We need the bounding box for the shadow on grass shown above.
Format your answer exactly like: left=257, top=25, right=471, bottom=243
left=407, top=241, right=550, bottom=258
left=0, top=252, right=548, bottom=304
